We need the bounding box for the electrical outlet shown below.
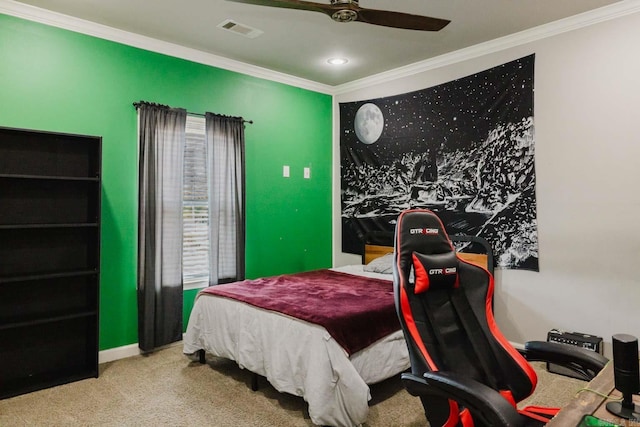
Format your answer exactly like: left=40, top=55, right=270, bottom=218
left=283, top=165, right=290, bottom=177
left=304, top=167, right=310, bottom=179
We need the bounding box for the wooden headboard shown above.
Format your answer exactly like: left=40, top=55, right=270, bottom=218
left=363, top=244, right=488, bottom=269
left=362, top=231, right=395, bottom=265
left=458, top=253, right=489, bottom=270
left=361, top=234, right=493, bottom=273
left=363, top=244, right=394, bottom=265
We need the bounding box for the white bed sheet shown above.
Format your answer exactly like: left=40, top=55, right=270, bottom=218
left=183, top=265, right=409, bottom=427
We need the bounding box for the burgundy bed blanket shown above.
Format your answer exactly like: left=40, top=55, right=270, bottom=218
left=199, top=269, right=400, bottom=355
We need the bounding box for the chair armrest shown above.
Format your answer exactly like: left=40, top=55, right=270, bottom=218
left=521, top=340, right=608, bottom=381
left=402, top=371, right=523, bottom=427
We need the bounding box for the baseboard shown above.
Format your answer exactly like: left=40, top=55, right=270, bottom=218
left=98, top=337, right=185, bottom=364
left=99, top=343, right=141, bottom=364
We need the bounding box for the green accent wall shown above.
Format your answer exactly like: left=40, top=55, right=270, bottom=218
left=0, top=13, right=333, bottom=351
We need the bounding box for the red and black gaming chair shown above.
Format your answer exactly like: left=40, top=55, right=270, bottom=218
left=393, top=209, right=608, bottom=427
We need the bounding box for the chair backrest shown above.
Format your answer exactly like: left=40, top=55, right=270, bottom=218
left=393, top=209, right=537, bottom=426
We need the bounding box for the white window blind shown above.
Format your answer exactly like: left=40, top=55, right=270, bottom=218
left=183, top=115, right=209, bottom=290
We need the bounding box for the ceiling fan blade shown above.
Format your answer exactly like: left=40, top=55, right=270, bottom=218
left=225, top=0, right=334, bottom=15
left=225, top=0, right=450, bottom=32
left=355, top=8, right=450, bottom=31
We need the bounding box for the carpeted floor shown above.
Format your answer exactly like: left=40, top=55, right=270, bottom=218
left=0, top=343, right=587, bottom=426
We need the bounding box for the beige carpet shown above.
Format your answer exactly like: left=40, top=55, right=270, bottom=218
left=0, top=343, right=587, bottom=426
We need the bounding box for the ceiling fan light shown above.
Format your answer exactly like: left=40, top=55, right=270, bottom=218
left=327, top=57, right=349, bottom=65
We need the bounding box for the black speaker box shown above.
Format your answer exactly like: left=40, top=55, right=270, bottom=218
left=606, top=334, right=640, bottom=420
left=546, top=329, right=603, bottom=380
left=611, top=334, right=640, bottom=394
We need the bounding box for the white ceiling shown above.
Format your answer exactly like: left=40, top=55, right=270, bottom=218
left=7, top=0, right=627, bottom=86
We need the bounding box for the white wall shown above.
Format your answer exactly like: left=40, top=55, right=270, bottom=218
left=333, top=10, right=640, bottom=357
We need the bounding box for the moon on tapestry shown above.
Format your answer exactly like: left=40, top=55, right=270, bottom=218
left=339, top=54, right=539, bottom=271
left=354, top=103, right=384, bottom=144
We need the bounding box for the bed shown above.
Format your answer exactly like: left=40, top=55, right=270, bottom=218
left=183, top=237, right=491, bottom=427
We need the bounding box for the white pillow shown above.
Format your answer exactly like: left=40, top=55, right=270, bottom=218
left=363, top=253, right=394, bottom=274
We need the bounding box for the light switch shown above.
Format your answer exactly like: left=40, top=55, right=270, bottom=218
left=304, top=167, right=311, bottom=179
left=283, top=165, right=290, bottom=178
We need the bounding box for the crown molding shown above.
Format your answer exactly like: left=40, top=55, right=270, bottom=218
left=332, top=0, right=640, bottom=95
left=0, top=0, right=333, bottom=95
left=2, top=0, right=640, bottom=96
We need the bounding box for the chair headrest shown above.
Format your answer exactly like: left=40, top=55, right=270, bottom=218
left=396, top=209, right=453, bottom=256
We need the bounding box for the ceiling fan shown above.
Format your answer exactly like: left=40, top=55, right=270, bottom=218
left=225, top=0, right=450, bottom=31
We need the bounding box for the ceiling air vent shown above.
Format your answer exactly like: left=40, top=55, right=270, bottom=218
left=217, top=19, right=263, bottom=39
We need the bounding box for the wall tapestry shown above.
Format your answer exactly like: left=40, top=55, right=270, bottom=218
left=340, top=54, right=538, bottom=271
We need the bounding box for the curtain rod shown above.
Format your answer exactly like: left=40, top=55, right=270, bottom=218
left=133, top=101, right=253, bottom=125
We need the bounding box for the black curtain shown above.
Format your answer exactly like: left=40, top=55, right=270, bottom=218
left=137, top=103, right=186, bottom=352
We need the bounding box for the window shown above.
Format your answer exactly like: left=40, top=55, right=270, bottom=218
left=183, top=115, right=209, bottom=290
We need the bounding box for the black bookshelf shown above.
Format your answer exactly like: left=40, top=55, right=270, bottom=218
left=0, top=126, right=101, bottom=399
